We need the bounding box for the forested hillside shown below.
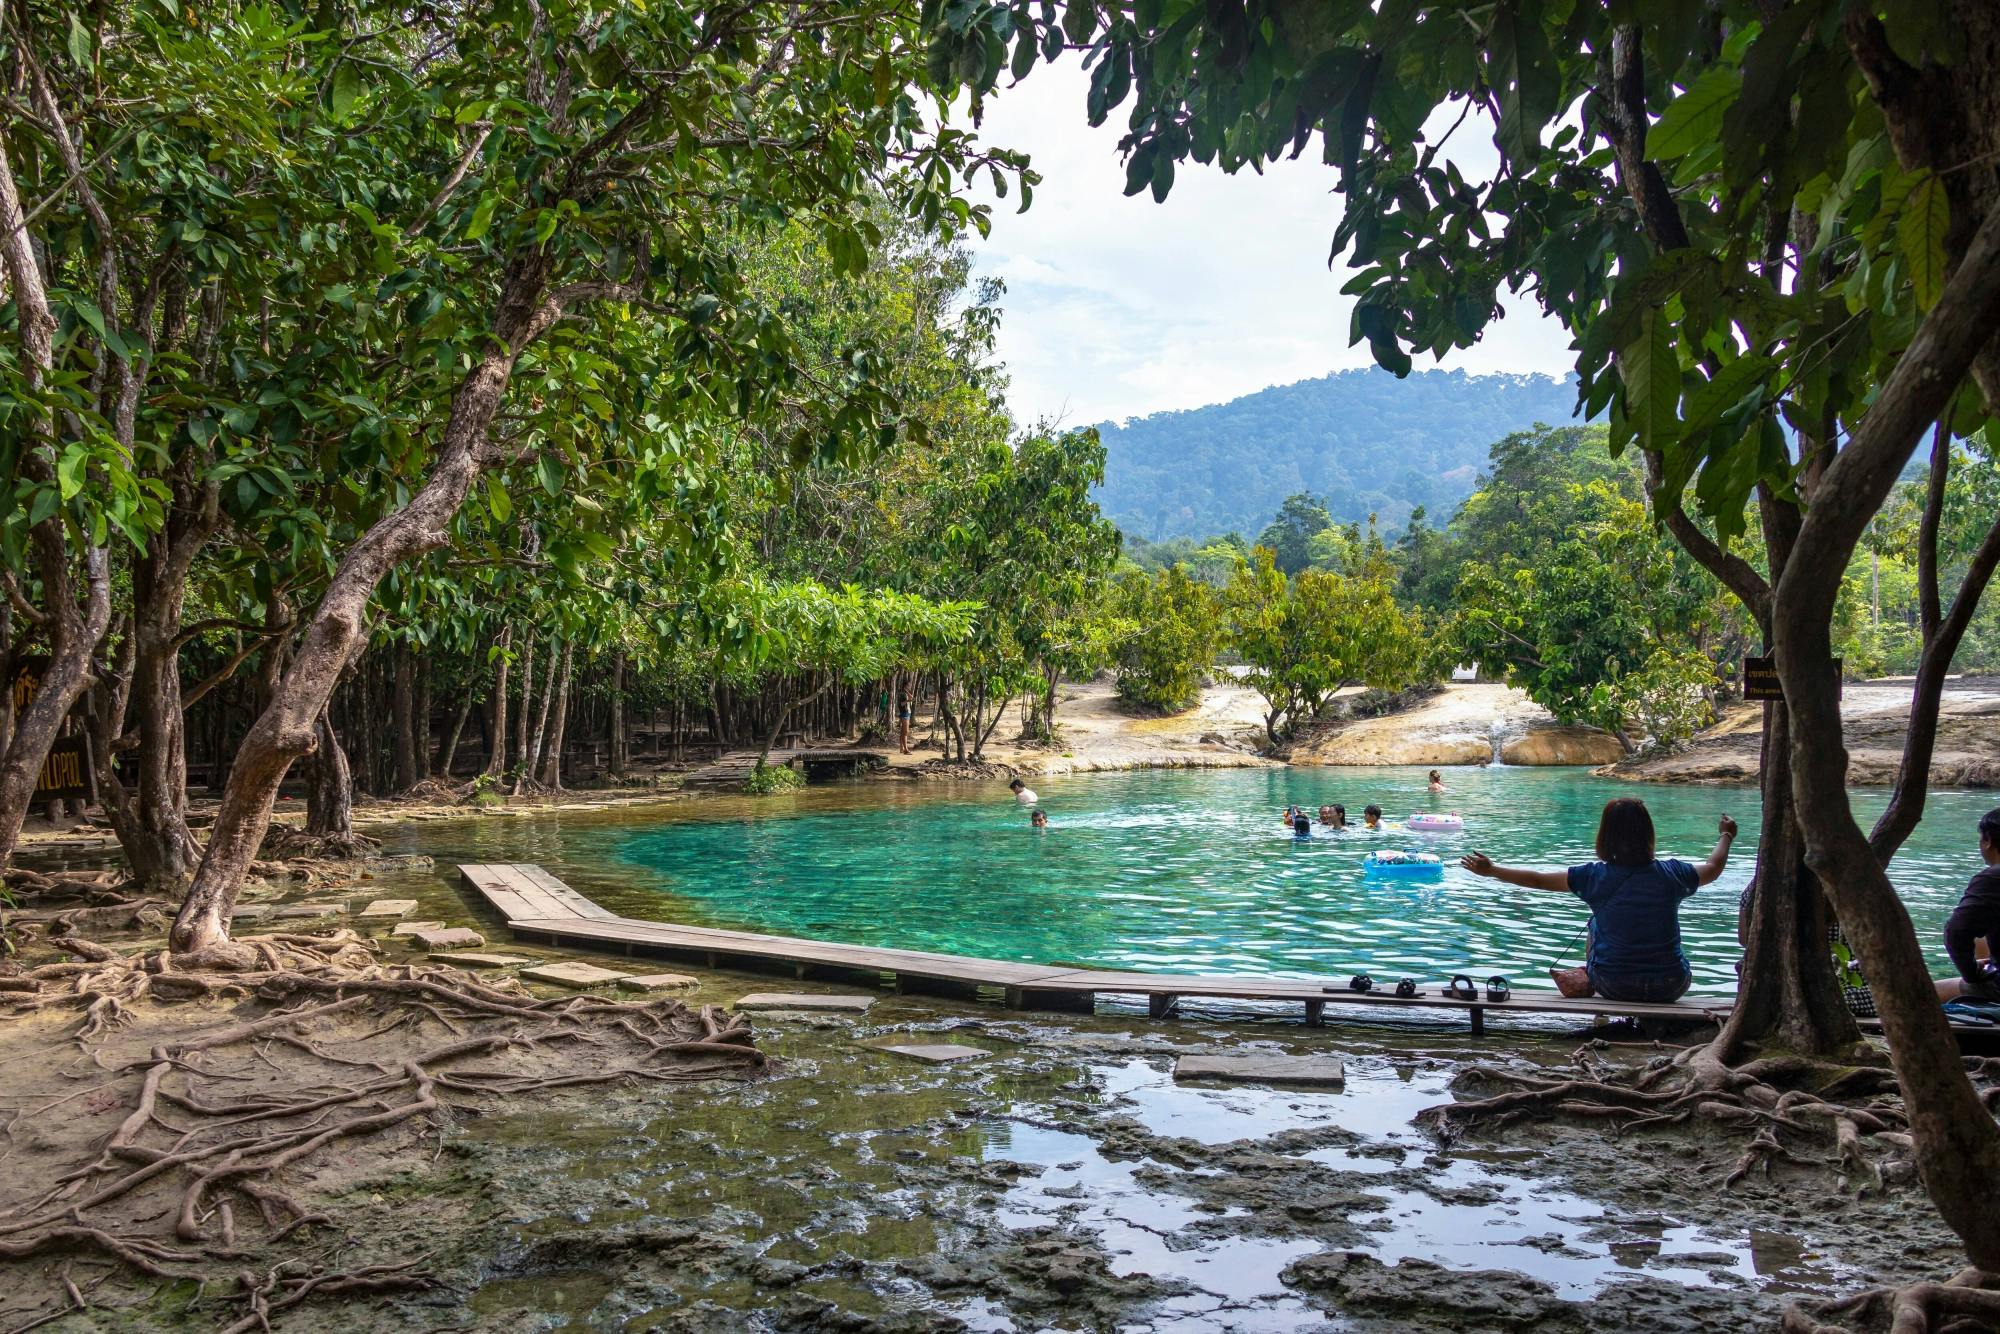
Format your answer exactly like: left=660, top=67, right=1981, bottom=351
left=1095, top=369, right=1580, bottom=539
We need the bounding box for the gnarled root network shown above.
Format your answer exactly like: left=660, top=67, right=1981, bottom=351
left=1783, top=1266, right=2000, bottom=1334
left=0, top=932, right=765, bottom=1329
left=1417, top=1037, right=1912, bottom=1196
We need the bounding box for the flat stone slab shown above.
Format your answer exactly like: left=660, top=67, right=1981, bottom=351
left=409, top=927, right=484, bottom=950
left=1174, top=1054, right=1346, bottom=1087
left=433, top=952, right=533, bottom=969
left=358, top=899, right=418, bottom=919
left=272, top=904, right=337, bottom=919
left=735, top=992, right=877, bottom=1013
left=616, top=973, right=699, bottom=993
left=876, top=1042, right=986, bottom=1064
left=520, top=961, right=630, bottom=988
left=389, top=921, right=447, bottom=937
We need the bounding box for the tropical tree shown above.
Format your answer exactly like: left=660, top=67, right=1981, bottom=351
left=1111, top=564, right=1221, bottom=714
left=929, top=0, right=2000, bottom=1281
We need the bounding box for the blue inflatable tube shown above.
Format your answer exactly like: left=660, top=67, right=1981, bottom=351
left=1363, top=850, right=1444, bottom=880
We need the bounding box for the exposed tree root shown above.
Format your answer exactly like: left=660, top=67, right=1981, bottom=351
left=1419, top=1037, right=1917, bottom=1195
left=1421, top=1037, right=2000, bottom=1333
left=1783, top=1267, right=2000, bottom=1333
left=0, top=930, right=765, bottom=1329
left=255, top=826, right=383, bottom=862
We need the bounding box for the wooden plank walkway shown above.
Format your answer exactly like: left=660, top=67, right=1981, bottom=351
left=459, top=863, right=1737, bottom=1033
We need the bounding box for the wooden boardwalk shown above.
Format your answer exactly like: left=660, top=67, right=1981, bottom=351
left=457, top=863, right=1735, bottom=1034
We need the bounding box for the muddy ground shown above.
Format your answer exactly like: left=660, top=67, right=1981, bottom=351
left=0, top=898, right=1961, bottom=1333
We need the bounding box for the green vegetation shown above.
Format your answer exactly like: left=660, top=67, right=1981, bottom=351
left=933, top=0, right=2000, bottom=1281
left=1093, top=369, right=1578, bottom=540
left=1109, top=565, right=1220, bottom=714
left=742, top=762, right=806, bottom=796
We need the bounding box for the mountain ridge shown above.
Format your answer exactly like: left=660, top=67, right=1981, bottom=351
left=1092, top=367, right=1584, bottom=540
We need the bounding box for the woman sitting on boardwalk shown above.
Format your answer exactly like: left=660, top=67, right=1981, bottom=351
left=1459, top=798, right=1737, bottom=1003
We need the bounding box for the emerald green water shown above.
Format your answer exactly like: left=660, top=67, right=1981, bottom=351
left=400, top=767, right=1998, bottom=996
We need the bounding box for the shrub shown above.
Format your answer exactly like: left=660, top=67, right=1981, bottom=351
left=744, top=761, right=805, bottom=795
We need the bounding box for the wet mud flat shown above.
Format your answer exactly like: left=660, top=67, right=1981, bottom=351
left=220, top=991, right=1959, bottom=1333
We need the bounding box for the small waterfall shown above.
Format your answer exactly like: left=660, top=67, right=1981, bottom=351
left=1488, top=721, right=1509, bottom=767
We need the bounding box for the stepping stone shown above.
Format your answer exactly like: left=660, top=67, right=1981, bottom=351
left=616, top=973, right=698, bottom=993
left=409, top=927, right=484, bottom=950
left=230, top=905, right=274, bottom=921
left=272, top=904, right=337, bottom=919
left=876, top=1042, right=986, bottom=1064
left=390, top=920, right=447, bottom=937
left=1173, top=1054, right=1346, bottom=1088
left=520, top=961, right=630, bottom=989
left=432, top=952, right=532, bottom=969
left=359, top=899, right=418, bottom=919
left=735, top=992, right=877, bottom=1013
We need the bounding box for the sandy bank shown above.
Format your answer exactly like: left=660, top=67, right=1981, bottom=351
left=1288, top=683, right=1626, bottom=767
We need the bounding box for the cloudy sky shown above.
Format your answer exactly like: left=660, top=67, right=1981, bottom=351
left=959, top=63, right=1577, bottom=429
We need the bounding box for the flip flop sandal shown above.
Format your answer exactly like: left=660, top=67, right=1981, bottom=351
left=1486, top=976, right=1511, bottom=1003
left=1943, top=1000, right=1999, bottom=1026
left=1446, top=974, right=1478, bottom=1000
left=1349, top=974, right=1374, bottom=993
left=1395, top=978, right=1420, bottom=998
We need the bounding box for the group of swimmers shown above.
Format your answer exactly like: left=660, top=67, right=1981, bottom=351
left=1283, top=804, right=1385, bottom=838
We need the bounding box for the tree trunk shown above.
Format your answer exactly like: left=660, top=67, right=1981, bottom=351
left=413, top=653, right=432, bottom=782
left=484, top=626, right=512, bottom=778
left=0, top=129, right=115, bottom=869
left=441, top=688, right=475, bottom=780
left=1772, top=199, right=2000, bottom=1268
left=304, top=707, right=353, bottom=842
left=393, top=644, right=420, bottom=792
left=538, top=642, right=572, bottom=789
left=608, top=650, right=628, bottom=779
left=167, top=249, right=571, bottom=955
left=512, top=631, right=536, bottom=793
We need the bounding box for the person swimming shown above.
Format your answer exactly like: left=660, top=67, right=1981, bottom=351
left=1363, top=804, right=1385, bottom=830
left=1030, top=809, right=1049, bottom=830
left=1292, top=814, right=1313, bottom=839
left=1321, top=804, right=1347, bottom=829
left=1428, top=769, right=1445, bottom=794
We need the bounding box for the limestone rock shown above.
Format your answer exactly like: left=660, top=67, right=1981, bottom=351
left=521, top=961, right=630, bottom=988
left=1500, top=724, right=1627, bottom=766
left=409, top=927, right=484, bottom=949
left=1174, top=1054, right=1345, bottom=1087
left=735, top=992, right=877, bottom=1013
left=616, top=972, right=699, bottom=993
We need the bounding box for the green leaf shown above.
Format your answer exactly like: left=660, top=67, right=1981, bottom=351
left=1899, top=169, right=1950, bottom=311
left=466, top=192, right=499, bottom=241
left=66, top=14, right=92, bottom=67
left=56, top=445, right=87, bottom=500
left=1618, top=308, right=1680, bottom=453
left=537, top=452, right=564, bottom=495
left=330, top=63, right=360, bottom=121
left=486, top=473, right=512, bottom=523
left=533, top=208, right=558, bottom=245
left=1681, top=355, right=1776, bottom=436
left=1646, top=67, right=1739, bottom=161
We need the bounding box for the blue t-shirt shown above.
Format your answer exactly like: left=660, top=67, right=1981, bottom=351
left=1567, top=858, right=1699, bottom=978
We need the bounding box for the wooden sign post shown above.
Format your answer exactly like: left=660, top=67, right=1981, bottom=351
left=1741, top=655, right=1843, bottom=703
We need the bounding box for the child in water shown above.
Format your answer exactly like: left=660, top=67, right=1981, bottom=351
left=1428, top=769, right=1445, bottom=794
left=1292, top=813, right=1313, bottom=839
left=1363, top=805, right=1385, bottom=831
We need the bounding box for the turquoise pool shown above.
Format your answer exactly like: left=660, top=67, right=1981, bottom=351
left=395, top=766, right=2000, bottom=997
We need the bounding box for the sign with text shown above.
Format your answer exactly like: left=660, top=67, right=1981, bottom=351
left=11, top=653, right=50, bottom=713
left=35, top=737, right=91, bottom=803
left=1742, top=656, right=1842, bottom=702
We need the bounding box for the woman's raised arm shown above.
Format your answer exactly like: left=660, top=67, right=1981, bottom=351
left=1460, top=852, right=1571, bottom=892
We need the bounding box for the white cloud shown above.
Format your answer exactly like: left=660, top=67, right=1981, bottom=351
left=961, top=64, right=1577, bottom=427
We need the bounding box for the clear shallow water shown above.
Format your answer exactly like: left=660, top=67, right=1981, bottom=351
left=527, top=766, right=2000, bottom=996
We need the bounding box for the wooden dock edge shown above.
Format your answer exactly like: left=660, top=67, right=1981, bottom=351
left=453, top=863, right=1762, bottom=1035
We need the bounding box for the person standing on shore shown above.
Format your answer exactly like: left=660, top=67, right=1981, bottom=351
left=898, top=696, right=913, bottom=753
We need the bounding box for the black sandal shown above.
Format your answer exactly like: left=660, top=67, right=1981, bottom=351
left=1486, top=975, right=1511, bottom=1003
left=1349, top=974, right=1374, bottom=993
left=1446, top=974, right=1478, bottom=1000
left=1395, top=978, right=1419, bottom=998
